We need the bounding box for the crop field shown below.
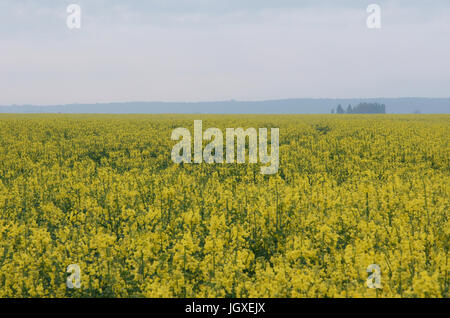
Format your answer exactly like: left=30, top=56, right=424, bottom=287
left=0, top=114, right=448, bottom=297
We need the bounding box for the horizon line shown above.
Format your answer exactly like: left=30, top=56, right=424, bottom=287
left=2, top=97, right=450, bottom=107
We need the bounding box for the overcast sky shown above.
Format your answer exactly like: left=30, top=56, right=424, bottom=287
left=1, top=0, right=449, bottom=105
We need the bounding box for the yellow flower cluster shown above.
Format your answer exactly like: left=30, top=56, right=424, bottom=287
left=0, top=114, right=448, bottom=298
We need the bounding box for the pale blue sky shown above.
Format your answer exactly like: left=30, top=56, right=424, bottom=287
left=1, top=1, right=449, bottom=104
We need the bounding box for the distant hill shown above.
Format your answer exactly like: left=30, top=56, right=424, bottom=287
left=1, top=98, right=449, bottom=114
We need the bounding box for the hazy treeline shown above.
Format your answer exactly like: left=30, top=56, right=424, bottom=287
left=332, top=103, right=386, bottom=114
left=1, top=98, right=449, bottom=114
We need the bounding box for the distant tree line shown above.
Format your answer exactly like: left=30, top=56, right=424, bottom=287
left=331, top=102, right=386, bottom=114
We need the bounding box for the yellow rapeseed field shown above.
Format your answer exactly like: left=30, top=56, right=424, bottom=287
left=0, top=114, right=448, bottom=298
